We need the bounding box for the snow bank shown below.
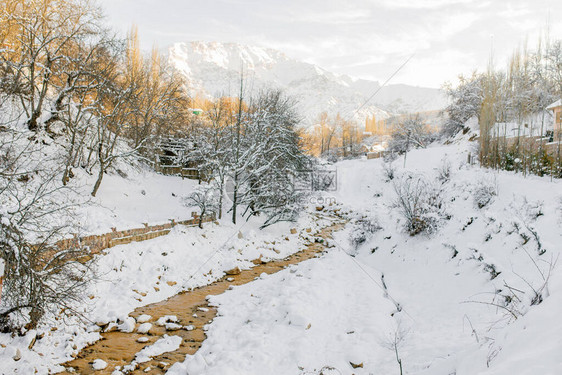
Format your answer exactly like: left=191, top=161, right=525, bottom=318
left=169, top=141, right=562, bottom=375
left=134, top=335, right=181, bottom=363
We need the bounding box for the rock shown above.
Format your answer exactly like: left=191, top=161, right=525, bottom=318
left=225, top=267, right=241, bottom=275
left=117, top=317, right=136, bottom=333
left=305, top=228, right=312, bottom=233
left=350, top=362, right=363, bottom=369
left=136, top=336, right=149, bottom=343
left=226, top=277, right=234, bottom=282
left=252, top=257, right=266, bottom=265
left=290, top=228, right=297, bottom=234
left=95, top=319, right=109, bottom=327
left=316, top=205, right=324, bottom=211
left=104, top=322, right=118, bottom=332
left=237, top=231, right=243, bottom=239
left=27, top=334, right=37, bottom=350
left=136, top=314, right=151, bottom=323
left=137, top=323, right=152, bottom=334
left=165, top=323, right=182, bottom=331
left=92, top=359, right=108, bottom=370
left=13, top=348, right=21, bottom=361
left=157, top=362, right=169, bottom=370
left=156, top=315, right=178, bottom=326
left=183, top=325, right=195, bottom=331
left=166, top=281, right=177, bottom=286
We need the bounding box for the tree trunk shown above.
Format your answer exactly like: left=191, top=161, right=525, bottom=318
left=198, top=208, right=205, bottom=229
left=232, top=174, right=238, bottom=224
left=91, top=167, right=104, bottom=197
left=27, top=112, right=40, bottom=131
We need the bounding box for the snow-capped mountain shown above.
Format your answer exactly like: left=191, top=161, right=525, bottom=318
left=168, top=41, right=447, bottom=127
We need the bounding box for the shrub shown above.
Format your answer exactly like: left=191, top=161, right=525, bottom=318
left=349, top=215, right=382, bottom=250
left=436, top=158, right=452, bottom=183
left=473, top=177, right=497, bottom=209
left=393, top=174, right=447, bottom=235
left=382, top=162, right=396, bottom=182
left=183, top=185, right=219, bottom=228
left=0, top=218, right=91, bottom=331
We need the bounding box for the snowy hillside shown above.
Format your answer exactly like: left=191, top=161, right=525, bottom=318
left=169, top=142, right=562, bottom=375
left=168, top=41, right=448, bottom=127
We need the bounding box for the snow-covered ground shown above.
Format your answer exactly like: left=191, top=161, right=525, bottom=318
left=76, top=168, right=201, bottom=234
left=0, top=148, right=331, bottom=374
left=168, top=140, right=562, bottom=375
left=2, top=135, right=561, bottom=375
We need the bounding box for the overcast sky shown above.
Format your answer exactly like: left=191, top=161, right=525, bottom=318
left=98, top=0, right=562, bottom=88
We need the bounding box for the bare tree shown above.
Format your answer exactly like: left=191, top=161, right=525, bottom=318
left=382, top=322, right=409, bottom=375
left=0, top=127, right=92, bottom=330
left=388, top=115, right=434, bottom=167
left=183, top=185, right=219, bottom=228
left=0, top=0, right=104, bottom=132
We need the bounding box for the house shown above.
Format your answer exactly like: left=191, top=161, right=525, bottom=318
left=546, top=99, right=562, bottom=140
left=361, top=135, right=390, bottom=159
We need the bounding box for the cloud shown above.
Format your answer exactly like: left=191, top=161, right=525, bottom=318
left=97, top=0, right=562, bottom=87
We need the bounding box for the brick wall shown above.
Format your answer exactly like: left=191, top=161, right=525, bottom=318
left=54, top=212, right=216, bottom=255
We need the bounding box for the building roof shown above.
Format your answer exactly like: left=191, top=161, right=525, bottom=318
left=546, top=99, right=562, bottom=110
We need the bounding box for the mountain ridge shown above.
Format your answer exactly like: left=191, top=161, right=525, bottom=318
left=167, top=41, right=448, bottom=128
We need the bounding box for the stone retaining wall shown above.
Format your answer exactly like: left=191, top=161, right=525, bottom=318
left=54, top=212, right=216, bottom=255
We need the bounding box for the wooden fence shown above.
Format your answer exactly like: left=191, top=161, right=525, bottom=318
left=154, top=164, right=202, bottom=180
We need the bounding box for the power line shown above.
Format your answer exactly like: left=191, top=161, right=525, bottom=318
left=345, top=54, right=415, bottom=123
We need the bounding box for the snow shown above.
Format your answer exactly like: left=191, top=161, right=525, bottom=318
left=156, top=316, right=179, bottom=326
left=167, top=250, right=397, bottom=375
left=168, top=41, right=447, bottom=127
left=546, top=98, right=562, bottom=110
left=136, top=323, right=152, bottom=334
left=136, top=314, right=151, bottom=323
left=168, top=140, right=562, bottom=375
left=2, top=118, right=561, bottom=374
left=92, top=359, right=107, bottom=370
left=134, top=335, right=182, bottom=364
left=117, top=317, right=136, bottom=333
left=0, top=156, right=323, bottom=374
left=77, top=169, right=201, bottom=234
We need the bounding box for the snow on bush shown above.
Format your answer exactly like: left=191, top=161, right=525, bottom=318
left=393, top=174, right=448, bottom=236
left=382, top=162, right=396, bottom=182
left=436, top=158, right=452, bottom=184
left=510, top=196, right=544, bottom=222
left=472, top=177, right=497, bottom=209
left=349, top=215, right=382, bottom=250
